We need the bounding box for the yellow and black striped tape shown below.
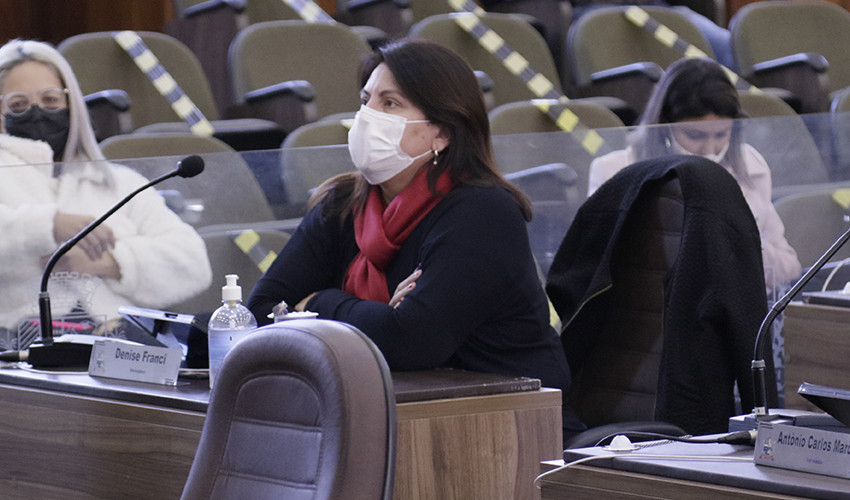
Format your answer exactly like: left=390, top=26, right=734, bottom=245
left=112, top=31, right=215, bottom=136
left=449, top=0, right=487, bottom=16
left=277, top=0, right=606, bottom=155
left=280, top=0, right=336, bottom=24
left=449, top=0, right=561, bottom=100
left=446, top=0, right=606, bottom=156
left=231, top=230, right=278, bottom=273
left=531, top=99, right=606, bottom=155
left=623, top=7, right=761, bottom=94
left=832, top=189, right=850, bottom=210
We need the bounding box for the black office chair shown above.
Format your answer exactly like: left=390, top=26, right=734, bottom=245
left=547, top=156, right=776, bottom=447
left=181, top=319, right=396, bottom=499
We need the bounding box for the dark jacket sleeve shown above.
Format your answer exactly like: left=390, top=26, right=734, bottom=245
left=306, top=188, right=542, bottom=370
left=247, top=205, right=355, bottom=325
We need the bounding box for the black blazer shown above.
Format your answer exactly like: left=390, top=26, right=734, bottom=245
left=547, top=155, right=778, bottom=435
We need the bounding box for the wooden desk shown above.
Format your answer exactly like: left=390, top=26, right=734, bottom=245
left=0, top=368, right=561, bottom=500
left=539, top=440, right=850, bottom=499
left=782, top=301, right=850, bottom=410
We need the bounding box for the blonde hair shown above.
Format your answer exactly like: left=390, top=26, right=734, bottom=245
left=0, top=39, right=104, bottom=163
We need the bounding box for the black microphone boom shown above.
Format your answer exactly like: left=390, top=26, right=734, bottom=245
left=31, top=155, right=204, bottom=367
left=751, top=224, right=850, bottom=420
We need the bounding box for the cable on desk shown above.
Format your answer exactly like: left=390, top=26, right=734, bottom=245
left=534, top=451, right=754, bottom=489
left=593, top=429, right=758, bottom=447
left=821, top=257, right=850, bottom=291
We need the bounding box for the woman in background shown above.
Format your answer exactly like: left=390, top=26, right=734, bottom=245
left=0, top=39, right=211, bottom=335
left=588, top=57, right=801, bottom=287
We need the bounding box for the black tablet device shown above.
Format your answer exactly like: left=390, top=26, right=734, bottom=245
left=118, top=305, right=197, bottom=340
left=118, top=305, right=211, bottom=369
left=798, top=382, right=850, bottom=428
left=802, top=290, right=850, bottom=308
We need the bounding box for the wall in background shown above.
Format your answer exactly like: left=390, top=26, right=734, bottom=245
left=0, top=0, right=338, bottom=47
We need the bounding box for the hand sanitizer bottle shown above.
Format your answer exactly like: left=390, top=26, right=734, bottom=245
left=208, top=274, right=257, bottom=388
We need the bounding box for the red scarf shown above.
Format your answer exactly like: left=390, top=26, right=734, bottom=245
left=343, top=169, right=453, bottom=302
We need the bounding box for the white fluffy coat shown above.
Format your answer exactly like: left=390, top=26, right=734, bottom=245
left=0, top=134, right=212, bottom=329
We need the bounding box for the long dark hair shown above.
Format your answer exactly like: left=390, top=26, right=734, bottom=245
left=630, top=57, right=749, bottom=184
left=311, top=39, right=532, bottom=220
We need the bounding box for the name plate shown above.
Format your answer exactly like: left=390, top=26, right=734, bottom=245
left=755, top=421, right=850, bottom=479
left=88, top=339, right=182, bottom=386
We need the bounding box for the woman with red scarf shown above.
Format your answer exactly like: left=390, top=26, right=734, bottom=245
left=248, top=40, right=580, bottom=434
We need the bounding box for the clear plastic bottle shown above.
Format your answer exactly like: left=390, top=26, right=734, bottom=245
left=208, top=274, right=257, bottom=388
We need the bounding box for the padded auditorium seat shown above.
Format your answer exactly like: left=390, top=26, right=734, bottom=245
left=171, top=222, right=292, bottom=315
left=730, top=0, right=850, bottom=114
left=489, top=98, right=624, bottom=135
left=735, top=92, right=831, bottom=193
left=59, top=31, right=284, bottom=151
left=100, top=133, right=276, bottom=228
left=483, top=0, right=574, bottom=94
left=181, top=319, right=396, bottom=499
left=280, top=117, right=355, bottom=207
left=567, top=6, right=716, bottom=116
left=409, top=12, right=563, bottom=109
left=773, top=186, right=850, bottom=269
left=228, top=20, right=372, bottom=135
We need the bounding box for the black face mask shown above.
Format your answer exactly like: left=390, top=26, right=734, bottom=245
left=5, top=106, right=70, bottom=160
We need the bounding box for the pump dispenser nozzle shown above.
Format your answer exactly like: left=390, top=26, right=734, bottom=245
left=222, top=274, right=242, bottom=302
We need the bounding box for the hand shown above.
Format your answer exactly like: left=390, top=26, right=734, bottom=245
left=47, top=246, right=121, bottom=280
left=53, top=212, right=115, bottom=261
left=390, top=267, right=422, bottom=308
left=295, top=292, right=318, bottom=312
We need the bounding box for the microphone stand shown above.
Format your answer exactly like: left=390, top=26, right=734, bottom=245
left=751, top=224, right=850, bottom=420
left=31, top=155, right=204, bottom=368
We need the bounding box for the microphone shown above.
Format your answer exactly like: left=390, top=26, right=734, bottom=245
left=751, top=224, right=850, bottom=420
left=18, top=155, right=205, bottom=369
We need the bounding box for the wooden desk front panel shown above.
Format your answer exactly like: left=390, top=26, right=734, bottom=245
left=0, top=383, right=204, bottom=499
left=395, top=388, right=563, bottom=500
left=0, top=381, right=561, bottom=500
left=783, top=302, right=850, bottom=410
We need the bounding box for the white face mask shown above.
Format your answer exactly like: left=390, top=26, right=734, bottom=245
left=669, top=133, right=731, bottom=164
left=348, top=105, right=431, bottom=185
